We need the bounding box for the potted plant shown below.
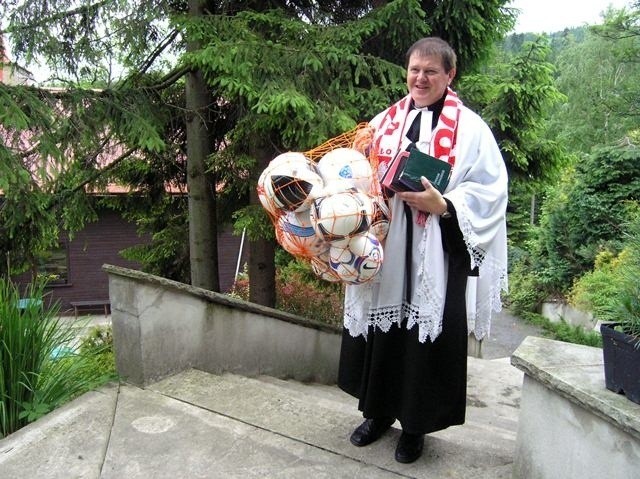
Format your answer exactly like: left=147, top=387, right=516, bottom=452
left=600, top=212, right=640, bottom=405
left=601, top=318, right=640, bottom=406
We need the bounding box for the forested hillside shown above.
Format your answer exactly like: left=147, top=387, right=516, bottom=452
left=499, top=3, right=640, bottom=321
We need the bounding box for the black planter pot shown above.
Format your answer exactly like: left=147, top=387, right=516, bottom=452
left=601, top=322, right=640, bottom=405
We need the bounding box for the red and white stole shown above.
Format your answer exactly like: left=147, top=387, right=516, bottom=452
left=373, top=87, right=462, bottom=180
left=371, top=88, right=462, bottom=225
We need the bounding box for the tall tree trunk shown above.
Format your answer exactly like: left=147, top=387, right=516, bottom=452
left=186, top=0, right=219, bottom=291
left=249, top=147, right=276, bottom=307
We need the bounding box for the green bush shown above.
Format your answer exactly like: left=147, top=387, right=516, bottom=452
left=569, top=249, right=626, bottom=323
left=504, top=246, right=548, bottom=315
left=570, top=206, right=640, bottom=339
left=230, top=257, right=343, bottom=327
left=276, top=259, right=343, bottom=327
left=77, top=326, right=117, bottom=383
left=520, top=312, right=603, bottom=348
left=0, top=278, right=116, bottom=439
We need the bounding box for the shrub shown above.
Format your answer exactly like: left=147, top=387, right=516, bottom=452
left=504, top=248, right=548, bottom=315
left=0, top=278, right=116, bottom=438
left=570, top=205, right=640, bottom=339
left=230, top=258, right=343, bottom=327
left=607, top=210, right=640, bottom=339
left=77, top=326, right=117, bottom=383
left=569, top=249, right=626, bottom=323
left=520, top=311, right=603, bottom=348
left=276, top=259, right=344, bottom=327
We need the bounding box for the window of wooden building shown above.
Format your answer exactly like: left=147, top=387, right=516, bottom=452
left=37, top=240, right=69, bottom=285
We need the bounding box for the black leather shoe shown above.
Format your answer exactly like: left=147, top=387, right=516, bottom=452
left=349, top=417, right=395, bottom=447
left=395, top=432, right=424, bottom=463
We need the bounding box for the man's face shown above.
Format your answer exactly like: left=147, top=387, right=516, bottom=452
left=406, top=52, right=456, bottom=108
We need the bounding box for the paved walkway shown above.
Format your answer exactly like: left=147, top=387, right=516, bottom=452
left=0, top=310, right=544, bottom=478
left=482, top=309, right=545, bottom=359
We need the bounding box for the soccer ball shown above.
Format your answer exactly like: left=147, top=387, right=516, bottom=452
left=317, top=147, right=373, bottom=193
left=309, top=190, right=373, bottom=243
left=259, top=152, right=324, bottom=213
left=328, top=232, right=384, bottom=284
left=315, top=180, right=357, bottom=198
left=276, top=210, right=329, bottom=258
left=328, top=245, right=359, bottom=282
left=270, top=151, right=308, bottom=168
left=346, top=232, right=384, bottom=282
left=310, top=256, right=342, bottom=283
left=257, top=166, right=280, bottom=217
left=369, top=196, right=391, bottom=242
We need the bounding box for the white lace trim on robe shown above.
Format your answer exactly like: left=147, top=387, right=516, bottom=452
left=343, top=95, right=508, bottom=343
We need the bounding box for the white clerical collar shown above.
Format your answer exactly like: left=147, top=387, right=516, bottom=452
left=410, top=99, right=437, bottom=112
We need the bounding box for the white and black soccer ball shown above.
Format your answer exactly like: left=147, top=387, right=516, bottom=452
left=309, top=190, right=373, bottom=243
left=259, top=152, right=324, bottom=213
left=317, top=147, right=373, bottom=193
left=328, top=232, right=384, bottom=284
left=276, top=210, right=329, bottom=258
left=369, top=195, right=391, bottom=242
left=257, top=166, right=280, bottom=217
left=346, top=232, right=384, bottom=282
left=315, top=180, right=357, bottom=198
left=309, top=256, right=342, bottom=283
left=328, top=245, right=359, bottom=282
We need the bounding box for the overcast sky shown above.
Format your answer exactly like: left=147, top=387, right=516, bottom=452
left=509, top=0, right=634, bottom=33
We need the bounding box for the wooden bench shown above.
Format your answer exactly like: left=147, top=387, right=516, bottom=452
left=70, top=300, right=110, bottom=318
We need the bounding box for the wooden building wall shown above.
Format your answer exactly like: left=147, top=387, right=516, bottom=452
left=14, top=209, right=248, bottom=315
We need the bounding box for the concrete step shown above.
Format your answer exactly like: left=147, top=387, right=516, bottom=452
left=0, top=357, right=523, bottom=478
left=147, top=356, right=522, bottom=478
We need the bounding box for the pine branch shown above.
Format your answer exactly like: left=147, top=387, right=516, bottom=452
left=48, top=145, right=137, bottom=210
left=1, top=0, right=112, bottom=34
left=146, top=65, right=192, bottom=91
left=136, top=29, right=182, bottom=76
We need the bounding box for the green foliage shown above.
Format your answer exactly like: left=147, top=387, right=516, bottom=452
left=505, top=177, right=543, bottom=249
left=549, top=11, right=640, bottom=154
left=459, top=37, right=566, bottom=183
left=177, top=3, right=426, bottom=247
left=0, top=81, right=178, bottom=278
left=519, top=312, right=603, bottom=348
left=458, top=36, right=567, bottom=256
left=428, top=0, right=516, bottom=77
left=0, top=278, right=115, bottom=438
left=545, top=319, right=603, bottom=348
left=116, top=194, right=192, bottom=283
left=77, top=326, right=117, bottom=382
left=570, top=249, right=628, bottom=323
left=4, top=0, right=179, bottom=82
left=276, top=259, right=344, bottom=327
left=570, top=206, right=640, bottom=339
left=534, top=146, right=640, bottom=293
left=180, top=4, right=423, bottom=149
left=232, top=205, right=275, bottom=242
left=505, top=245, right=548, bottom=315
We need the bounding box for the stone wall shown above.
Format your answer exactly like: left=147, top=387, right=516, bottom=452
left=540, top=299, right=595, bottom=329
left=511, top=336, right=640, bottom=478
left=104, top=265, right=342, bottom=387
